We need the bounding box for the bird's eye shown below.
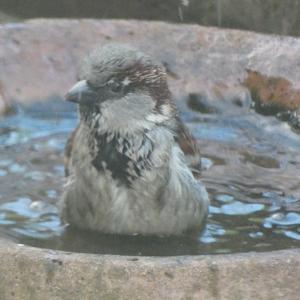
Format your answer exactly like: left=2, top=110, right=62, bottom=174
left=107, top=80, right=122, bottom=93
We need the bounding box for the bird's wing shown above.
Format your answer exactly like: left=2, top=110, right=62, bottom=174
left=175, top=118, right=201, bottom=168
left=64, top=126, right=79, bottom=177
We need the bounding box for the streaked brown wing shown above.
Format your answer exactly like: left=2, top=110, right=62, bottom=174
left=175, top=117, right=201, bottom=167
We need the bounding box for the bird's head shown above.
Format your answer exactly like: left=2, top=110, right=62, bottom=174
left=66, top=43, right=176, bottom=134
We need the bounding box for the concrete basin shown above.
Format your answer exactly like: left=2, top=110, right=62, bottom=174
left=0, top=238, right=300, bottom=299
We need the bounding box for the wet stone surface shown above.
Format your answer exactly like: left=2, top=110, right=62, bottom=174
left=0, top=94, right=300, bottom=256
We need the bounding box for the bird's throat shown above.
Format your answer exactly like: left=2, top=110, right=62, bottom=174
left=90, top=130, right=153, bottom=187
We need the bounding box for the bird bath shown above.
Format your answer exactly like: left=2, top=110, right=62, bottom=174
left=0, top=19, right=300, bottom=299
left=1, top=102, right=300, bottom=299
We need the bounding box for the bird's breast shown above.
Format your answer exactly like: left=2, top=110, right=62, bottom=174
left=89, top=131, right=153, bottom=187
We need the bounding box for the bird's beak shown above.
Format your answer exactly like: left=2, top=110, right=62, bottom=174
left=65, top=80, right=98, bottom=105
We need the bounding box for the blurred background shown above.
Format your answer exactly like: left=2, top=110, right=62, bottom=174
left=0, top=0, right=299, bottom=36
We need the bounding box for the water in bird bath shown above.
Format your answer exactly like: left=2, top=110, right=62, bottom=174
left=0, top=96, right=300, bottom=256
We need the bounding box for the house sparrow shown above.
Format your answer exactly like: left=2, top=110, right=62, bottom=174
left=60, top=44, right=209, bottom=236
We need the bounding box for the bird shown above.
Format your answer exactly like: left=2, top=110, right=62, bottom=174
left=60, top=43, right=209, bottom=236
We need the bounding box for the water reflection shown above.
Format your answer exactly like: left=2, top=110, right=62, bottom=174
left=0, top=193, right=299, bottom=256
